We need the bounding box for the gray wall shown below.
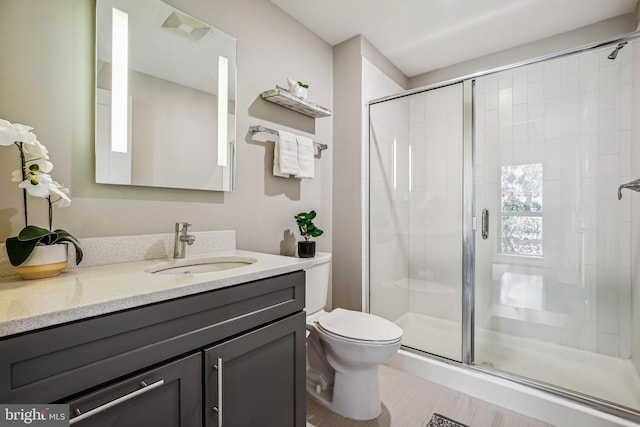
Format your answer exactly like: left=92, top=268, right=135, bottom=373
left=332, top=35, right=406, bottom=310
left=332, top=36, right=364, bottom=310
left=0, top=0, right=333, bottom=257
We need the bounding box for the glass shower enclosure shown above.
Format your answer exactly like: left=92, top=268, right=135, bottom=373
left=368, top=37, right=640, bottom=419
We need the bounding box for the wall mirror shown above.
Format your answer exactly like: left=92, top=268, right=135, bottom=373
left=95, top=0, right=236, bottom=191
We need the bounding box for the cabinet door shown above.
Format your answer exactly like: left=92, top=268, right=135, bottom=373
left=66, top=353, right=202, bottom=426
left=204, top=312, right=306, bottom=427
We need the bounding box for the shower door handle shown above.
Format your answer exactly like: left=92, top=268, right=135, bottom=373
left=481, top=209, right=489, bottom=240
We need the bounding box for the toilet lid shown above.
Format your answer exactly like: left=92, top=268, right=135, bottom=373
left=317, top=308, right=403, bottom=342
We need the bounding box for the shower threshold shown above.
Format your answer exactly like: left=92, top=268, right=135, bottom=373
left=395, top=312, right=640, bottom=412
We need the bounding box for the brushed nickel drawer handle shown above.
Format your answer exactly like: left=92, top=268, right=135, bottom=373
left=213, top=357, right=223, bottom=427
left=69, top=379, right=164, bottom=425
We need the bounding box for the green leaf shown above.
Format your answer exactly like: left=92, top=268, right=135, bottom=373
left=17, top=225, right=55, bottom=242
left=5, top=236, right=40, bottom=266
left=54, top=229, right=84, bottom=265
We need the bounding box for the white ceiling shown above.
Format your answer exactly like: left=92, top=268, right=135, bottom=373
left=270, top=0, right=638, bottom=77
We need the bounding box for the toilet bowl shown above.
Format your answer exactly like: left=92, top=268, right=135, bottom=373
left=304, top=254, right=403, bottom=420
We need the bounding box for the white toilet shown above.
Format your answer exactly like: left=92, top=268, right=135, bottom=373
left=304, top=253, right=403, bottom=420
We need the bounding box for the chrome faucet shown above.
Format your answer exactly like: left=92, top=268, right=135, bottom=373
left=618, top=178, right=640, bottom=200
left=174, top=222, right=196, bottom=258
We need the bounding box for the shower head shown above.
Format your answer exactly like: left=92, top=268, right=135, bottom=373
left=607, top=42, right=627, bottom=60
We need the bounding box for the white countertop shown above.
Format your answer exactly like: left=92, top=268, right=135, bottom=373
left=0, top=250, right=324, bottom=338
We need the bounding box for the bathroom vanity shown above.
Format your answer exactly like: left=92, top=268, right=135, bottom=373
left=0, top=248, right=311, bottom=426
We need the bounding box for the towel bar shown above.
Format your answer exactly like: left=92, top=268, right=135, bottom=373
left=249, top=125, right=328, bottom=152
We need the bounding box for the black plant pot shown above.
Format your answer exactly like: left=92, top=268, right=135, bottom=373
left=297, top=241, right=316, bottom=258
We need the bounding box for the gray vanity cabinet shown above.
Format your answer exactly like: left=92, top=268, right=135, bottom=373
left=0, top=270, right=306, bottom=427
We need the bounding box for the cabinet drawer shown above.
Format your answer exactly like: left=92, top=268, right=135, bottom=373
left=0, top=271, right=304, bottom=403
left=66, top=353, right=201, bottom=427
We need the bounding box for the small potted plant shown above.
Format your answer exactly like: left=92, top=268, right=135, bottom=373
left=294, top=210, right=323, bottom=258
left=0, top=118, right=83, bottom=279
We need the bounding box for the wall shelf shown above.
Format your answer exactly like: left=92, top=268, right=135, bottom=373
left=261, top=86, right=332, bottom=118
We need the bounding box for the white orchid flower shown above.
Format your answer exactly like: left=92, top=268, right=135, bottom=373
left=12, top=123, right=38, bottom=145
left=25, top=155, right=53, bottom=174
left=17, top=171, right=53, bottom=198
left=11, top=157, right=54, bottom=183
left=0, top=119, right=18, bottom=146
left=23, top=140, right=49, bottom=160
left=0, top=120, right=38, bottom=146
left=49, top=181, right=71, bottom=208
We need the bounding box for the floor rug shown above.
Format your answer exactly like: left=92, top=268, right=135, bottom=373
left=426, top=413, right=469, bottom=427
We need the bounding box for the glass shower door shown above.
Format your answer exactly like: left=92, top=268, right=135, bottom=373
left=473, top=41, right=640, bottom=411
left=369, top=83, right=464, bottom=361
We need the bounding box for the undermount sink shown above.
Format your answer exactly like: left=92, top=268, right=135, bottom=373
left=147, top=256, right=257, bottom=275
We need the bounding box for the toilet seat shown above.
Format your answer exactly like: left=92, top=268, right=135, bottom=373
left=316, top=308, right=402, bottom=344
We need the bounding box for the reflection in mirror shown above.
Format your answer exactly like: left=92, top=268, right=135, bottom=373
left=95, top=0, right=236, bottom=191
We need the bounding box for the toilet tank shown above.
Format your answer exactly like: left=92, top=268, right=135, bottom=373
left=304, top=252, right=331, bottom=315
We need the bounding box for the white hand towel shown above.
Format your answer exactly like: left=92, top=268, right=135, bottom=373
left=272, top=139, right=289, bottom=178
left=273, top=130, right=299, bottom=177
left=295, top=135, right=314, bottom=179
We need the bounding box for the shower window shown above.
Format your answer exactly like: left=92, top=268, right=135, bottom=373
left=499, top=163, right=543, bottom=256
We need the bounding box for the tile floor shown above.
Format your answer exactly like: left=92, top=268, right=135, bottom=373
left=306, top=365, right=554, bottom=427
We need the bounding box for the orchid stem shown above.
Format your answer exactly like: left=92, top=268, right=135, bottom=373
left=17, top=142, right=28, bottom=227
left=48, top=196, right=53, bottom=231
left=22, top=189, right=27, bottom=227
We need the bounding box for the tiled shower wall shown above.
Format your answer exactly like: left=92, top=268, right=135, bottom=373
left=474, top=44, right=634, bottom=357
